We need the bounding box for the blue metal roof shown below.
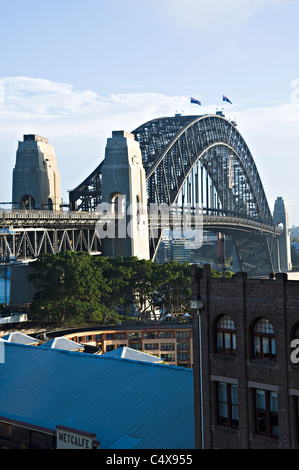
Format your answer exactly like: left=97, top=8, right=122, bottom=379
left=0, top=341, right=194, bottom=449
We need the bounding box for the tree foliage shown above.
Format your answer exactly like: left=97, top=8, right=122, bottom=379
left=28, top=251, right=229, bottom=325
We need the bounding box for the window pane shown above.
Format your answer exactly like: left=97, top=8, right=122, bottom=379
left=219, top=403, right=228, bottom=422
left=256, top=409, right=267, bottom=433
left=254, top=318, right=274, bottom=334
left=270, top=412, right=279, bottom=437
left=216, top=332, right=223, bottom=352
left=231, top=385, right=238, bottom=405
left=254, top=336, right=261, bottom=357
left=218, top=382, right=228, bottom=424
left=218, top=383, right=227, bottom=402
left=224, top=333, right=231, bottom=352
left=270, top=392, right=278, bottom=412
left=256, top=389, right=266, bottom=410
left=232, top=333, right=237, bottom=351
left=262, top=337, right=270, bottom=356
left=231, top=404, right=239, bottom=423
left=270, top=392, right=279, bottom=437
left=217, top=315, right=235, bottom=330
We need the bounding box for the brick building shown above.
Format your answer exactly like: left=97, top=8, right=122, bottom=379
left=191, top=264, right=299, bottom=449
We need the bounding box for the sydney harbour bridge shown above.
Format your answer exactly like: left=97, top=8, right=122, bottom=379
left=0, top=113, right=292, bottom=303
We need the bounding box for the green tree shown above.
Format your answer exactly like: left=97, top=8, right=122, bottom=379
left=28, top=251, right=118, bottom=324
left=154, top=261, right=191, bottom=317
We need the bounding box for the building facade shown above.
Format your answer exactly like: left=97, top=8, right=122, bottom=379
left=191, top=264, right=299, bottom=449
left=60, top=323, right=193, bottom=368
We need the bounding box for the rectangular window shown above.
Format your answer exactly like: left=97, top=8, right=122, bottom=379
left=255, top=389, right=279, bottom=438
left=160, top=331, right=174, bottom=339
left=129, top=342, right=142, bottom=350
left=161, top=354, right=175, bottom=362
left=217, top=382, right=238, bottom=428
left=177, top=352, right=190, bottom=361
left=116, top=333, right=126, bottom=340
left=105, top=333, right=114, bottom=340
left=128, top=332, right=142, bottom=340
left=176, top=331, right=190, bottom=340
left=144, top=343, right=159, bottom=350
left=160, top=343, right=175, bottom=351
left=177, top=342, right=190, bottom=351
left=144, top=332, right=158, bottom=339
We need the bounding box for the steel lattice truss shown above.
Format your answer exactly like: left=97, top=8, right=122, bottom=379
left=133, top=114, right=273, bottom=225
left=69, top=114, right=273, bottom=226
left=0, top=227, right=102, bottom=262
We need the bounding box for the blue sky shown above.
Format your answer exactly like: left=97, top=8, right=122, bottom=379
left=1, top=0, right=299, bottom=224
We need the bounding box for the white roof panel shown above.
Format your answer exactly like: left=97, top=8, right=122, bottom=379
left=1, top=332, right=38, bottom=344
left=104, top=346, right=162, bottom=363
left=39, top=337, right=84, bottom=351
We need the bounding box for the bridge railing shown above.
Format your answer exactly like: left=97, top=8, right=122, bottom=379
left=0, top=209, right=121, bottom=221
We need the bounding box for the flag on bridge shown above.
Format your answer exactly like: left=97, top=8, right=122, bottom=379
left=190, top=97, right=201, bottom=106
left=223, top=95, right=232, bottom=104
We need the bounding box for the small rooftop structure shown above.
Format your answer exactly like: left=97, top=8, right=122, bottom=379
left=103, top=346, right=163, bottom=363
left=1, top=331, right=38, bottom=345
left=39, top=337, right=84, bottom=352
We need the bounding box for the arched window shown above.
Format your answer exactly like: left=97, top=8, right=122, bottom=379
left=216, top=315, right=236, bottom=356
left=21, top=194, right=35, bottom=210
left=108, top=192, right=126, bottom=215
left=253, top=318, right=276, bottom=359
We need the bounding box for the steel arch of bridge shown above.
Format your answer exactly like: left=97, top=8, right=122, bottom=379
left=70, top=114, right=272, bottom=224
left=68, top=114, right=278, bottom=274
left=133, top=114, right=272, bottom=224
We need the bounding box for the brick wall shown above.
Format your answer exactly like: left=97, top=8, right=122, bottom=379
left=191, top=265, right=299, bottom=449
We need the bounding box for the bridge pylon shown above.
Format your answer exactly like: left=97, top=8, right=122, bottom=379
left=273, top=196, right=292, bottom=272
left=12, top=134, right=62, bottom=211
left=100, top=131, right=150, bottom=259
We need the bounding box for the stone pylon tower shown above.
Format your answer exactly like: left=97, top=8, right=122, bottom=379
left=273, top=196, right=292, bottom=272
left=12, top=134, right=62, bottom=211
left=99, top=130, right=150, bottom=259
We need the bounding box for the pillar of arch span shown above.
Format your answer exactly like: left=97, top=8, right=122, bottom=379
left=273, top=196, right=292, bottom=272
left=100, top=131, right=150, bottom=259
left=12, top=134, right=62, bottom=211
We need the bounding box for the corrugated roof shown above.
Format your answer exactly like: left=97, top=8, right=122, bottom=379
left=0, top=342, right=194, bottom=449
left=39, top=337, right=84, bottom=351
left=103, top=346, right=162, bottom=363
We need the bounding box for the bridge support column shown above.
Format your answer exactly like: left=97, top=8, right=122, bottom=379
left=273, top=197, right=292, bottom=272
left=12, top=134, right=62, bottom=211
left=9, top=263, right=36, bottom=306
left=100, top=131, right=150, bottom=259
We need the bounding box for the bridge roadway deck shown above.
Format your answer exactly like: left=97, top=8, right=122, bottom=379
left=0, top=210, right=117, bottom=228
left=0, top=210, right=280, bottom=236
